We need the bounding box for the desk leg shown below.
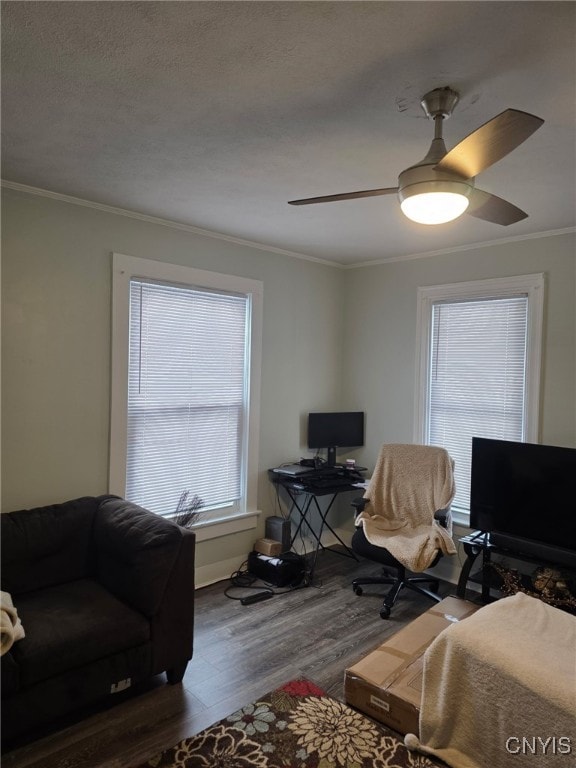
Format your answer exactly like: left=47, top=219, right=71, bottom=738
left=313, top=494, right=358, bottom=561
left=305, top=494, right=358, bottom=580
left=289, top=494, right=317, bottom=547
left=284, top=489, right=358, bottom=582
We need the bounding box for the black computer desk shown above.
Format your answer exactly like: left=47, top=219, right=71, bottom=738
left=268, top=467, right=367, bottom=580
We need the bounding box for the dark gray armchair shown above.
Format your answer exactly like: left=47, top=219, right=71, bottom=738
left=1, top=495, right=195, bottom=745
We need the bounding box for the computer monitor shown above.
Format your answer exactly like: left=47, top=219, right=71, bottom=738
left=307, top=411, right=364, bottom=467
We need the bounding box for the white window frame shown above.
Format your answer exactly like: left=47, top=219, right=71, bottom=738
left=414, top=273, right=545, bottom=522
left=109, top=252, right=262, bottom=541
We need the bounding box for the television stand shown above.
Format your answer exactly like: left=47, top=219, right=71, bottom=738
left=457, top=532, right=492, bottom=601
left=457, top=531, right=576, bottom=613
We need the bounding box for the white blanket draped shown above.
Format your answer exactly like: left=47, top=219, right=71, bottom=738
left=1, top=590, right=26, bottom=656
left=355, top=444, right=456, bottom=572
left=405, top=593, right=576, bottom=768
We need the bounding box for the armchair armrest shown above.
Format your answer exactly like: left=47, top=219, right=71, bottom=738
left=353, top=497, right=451, bottom=535
left=94, top=497, right=191, bottom=618
left=434, top=505, right=452, bottom=529
left=351, top=497, right=367, bottom=516
left=353, top=498, right=451, bottom=528
left=94, top=497, right=195, bottom=679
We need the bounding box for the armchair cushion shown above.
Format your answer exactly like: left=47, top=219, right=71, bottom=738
left=12, top=579, right=150, bottom=687
left=1, top=497, right=100, bottom=595
left=351, top=526, right=442, bottom=570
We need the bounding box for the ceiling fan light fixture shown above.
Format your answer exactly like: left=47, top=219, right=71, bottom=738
left=401, top=191, right=469, bottom=225
left=399, top=180, right=471, bottom=225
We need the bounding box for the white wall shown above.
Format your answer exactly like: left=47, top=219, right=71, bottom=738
left=1, top=189, right=344, bottom=583
left=334, top=232, right=576, bottom=583
left=2, top=188, right=575, bottom=585
left=341, top=233, right=576, bottom=462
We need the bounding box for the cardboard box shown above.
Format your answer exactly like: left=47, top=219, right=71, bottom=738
left=254, top=538, right=282, bottom=556
left=344, top=596, right=479, bottom=736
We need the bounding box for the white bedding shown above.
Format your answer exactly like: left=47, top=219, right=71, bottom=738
left=405, top=593, right=576, bottom=767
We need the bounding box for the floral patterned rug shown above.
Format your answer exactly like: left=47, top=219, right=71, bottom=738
left=135, top=679, right=443, bottom=768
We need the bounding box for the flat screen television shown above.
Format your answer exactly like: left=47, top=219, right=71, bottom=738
left=307, top=411, right=364, bottom=467
left=470, top=437, right=576, bottom=569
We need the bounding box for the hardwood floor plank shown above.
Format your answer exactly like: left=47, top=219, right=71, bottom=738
left=2, top=549, right=455, bottom=768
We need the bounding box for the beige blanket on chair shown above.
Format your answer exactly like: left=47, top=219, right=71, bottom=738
left=355, top=444, right=456, bottom=572
left=1, top=590, right=26, bottom=656
left=405, top=593, right=576, bottom=768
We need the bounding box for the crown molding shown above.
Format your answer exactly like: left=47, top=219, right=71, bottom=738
left=1, top=179, right=339, bottom=269
left=3, top=179, right=574, bottom=270
left=344, top=226, right=576, bottom=269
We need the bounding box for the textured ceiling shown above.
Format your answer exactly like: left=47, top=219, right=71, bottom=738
left=2, top=1, right=575, bottom=265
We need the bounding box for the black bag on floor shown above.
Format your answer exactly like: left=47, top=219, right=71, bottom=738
left=247, top=550, right=305, bottom=587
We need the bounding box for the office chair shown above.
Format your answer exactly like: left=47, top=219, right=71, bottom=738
left=351, top=444, right=456, bottom=619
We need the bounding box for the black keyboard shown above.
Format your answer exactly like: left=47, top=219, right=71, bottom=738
left=300, top=474, right=359, bottom=488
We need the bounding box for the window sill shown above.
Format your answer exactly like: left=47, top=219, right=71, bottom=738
left=192, top=510, right=261, bottom=542
left=449, top=506, right=473, bottom=530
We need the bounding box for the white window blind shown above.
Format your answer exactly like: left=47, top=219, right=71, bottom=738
left=126, top=279, right=249, bottom=517
left=427, top=296, right=528, bottom=511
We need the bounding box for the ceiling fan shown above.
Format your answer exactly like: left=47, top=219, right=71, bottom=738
left=288, top=86, right=544, bottom=226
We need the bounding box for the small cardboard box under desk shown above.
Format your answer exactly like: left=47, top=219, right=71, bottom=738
left=344, top=596, right=480, bottom=736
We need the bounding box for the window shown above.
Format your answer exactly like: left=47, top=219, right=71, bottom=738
left=110, top=253, right=262, bottom=538
left=415, top=274, right=544, bottom=519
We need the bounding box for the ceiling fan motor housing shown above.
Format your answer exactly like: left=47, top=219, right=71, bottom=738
left=397, top=162, right=474, bottom=206
left=397, top=128, right=474, bottom=207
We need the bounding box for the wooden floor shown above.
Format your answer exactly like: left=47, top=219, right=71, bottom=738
left=3, top=548, right=454, bottom=768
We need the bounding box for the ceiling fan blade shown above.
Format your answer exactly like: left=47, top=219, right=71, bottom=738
left=435, top=109, right=544, bottom=179
left=288, top=187, right=398, bottom=205
left=466, top=188, right=528, bottom=226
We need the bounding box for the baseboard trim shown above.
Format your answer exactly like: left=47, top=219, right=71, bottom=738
left=195, top=554, right=248, bottom=589
left=194, top=526, right=464, bottom=589
left=290, top=526, right=353, bottom=556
